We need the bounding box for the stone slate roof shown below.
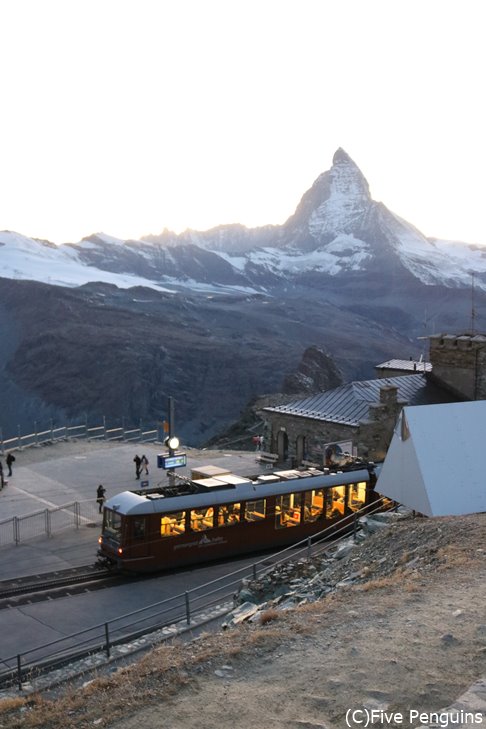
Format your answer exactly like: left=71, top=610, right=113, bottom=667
left=375, top=359, right=432, bottom=373
left=263, top=374, right=457, bottom=427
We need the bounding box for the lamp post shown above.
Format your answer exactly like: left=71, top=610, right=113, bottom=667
left=167, top=397, right=179, bottom=486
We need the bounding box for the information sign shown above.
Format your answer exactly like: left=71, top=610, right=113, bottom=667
left=157, top=453, right=187, bottom=469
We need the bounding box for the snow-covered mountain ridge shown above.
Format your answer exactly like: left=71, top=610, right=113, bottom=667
left=2, top=148, right=486, bottom=292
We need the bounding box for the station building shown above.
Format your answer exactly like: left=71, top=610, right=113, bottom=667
left=260, top=333, right=486, bottom=465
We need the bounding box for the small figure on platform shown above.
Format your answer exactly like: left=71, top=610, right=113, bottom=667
left=133, top=454, right=141, bottom=480
left=6, top=452, right=15, bottom=477
left=96, top=484, right=106, bottom=513
left=0, top=460, right=4, bottom=489
left=140, top=454, right=149, bottom=475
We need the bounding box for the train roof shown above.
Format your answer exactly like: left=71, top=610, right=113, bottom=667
left=105, top=467, right=374, bottom=517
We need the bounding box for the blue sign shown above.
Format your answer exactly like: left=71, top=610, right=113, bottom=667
left=157, top=453, right=187, bottom=469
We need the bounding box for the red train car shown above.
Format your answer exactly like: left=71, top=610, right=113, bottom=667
left=97, top=465, right=378, bottom=573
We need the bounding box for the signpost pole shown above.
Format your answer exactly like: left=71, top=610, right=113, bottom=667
left=168, top=396, right=175, bottom=487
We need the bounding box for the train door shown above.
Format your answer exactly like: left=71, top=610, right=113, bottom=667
left=129, top=516, right=150, bottom=558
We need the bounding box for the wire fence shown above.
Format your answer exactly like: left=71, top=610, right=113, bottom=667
left=0, top=497, right=397, bottom=691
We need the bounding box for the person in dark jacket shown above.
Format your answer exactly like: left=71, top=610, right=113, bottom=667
left=6, top=452, right=15, bottom=477
left=133, top=454, right=141, bottom=480
left=96, top=484, right=106, bottom=513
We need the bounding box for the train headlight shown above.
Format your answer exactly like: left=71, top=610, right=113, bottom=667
left=118, top=548, right=123, bottom=555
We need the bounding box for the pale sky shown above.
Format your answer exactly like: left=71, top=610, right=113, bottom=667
left=0, top=0, right=485, bottom=246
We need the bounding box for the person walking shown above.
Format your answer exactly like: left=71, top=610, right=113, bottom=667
left=96, top=484, right=106, bottom=513
left=140, top=454, right=149, bottom=476
left=133, top=454, right=141, bottom=480
left=0, top=460, right=4, bottom=490
left=6, top=452, right=15, bottom=477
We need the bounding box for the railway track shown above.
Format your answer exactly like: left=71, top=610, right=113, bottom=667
left=0, top=565, right=128, bottom=609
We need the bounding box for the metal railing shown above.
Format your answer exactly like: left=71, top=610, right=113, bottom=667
left=0, top=417, right=161, bottom=455
left=0, top=500, right=102, bottom=547
left=0, top=497, right=396, bottom=691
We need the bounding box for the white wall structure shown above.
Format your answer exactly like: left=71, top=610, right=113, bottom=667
left=376, top=400, right=486, bottom=517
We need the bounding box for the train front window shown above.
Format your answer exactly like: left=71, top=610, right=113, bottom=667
left=348, top=481, right=367, bottom=512
left=218, top=503, right=241, bottom=526
left=275, top=493, right=302, bottom=529
left=303, top=489, right=324, bottom=522
left=104, top=509, right=121, bottom=537
left=191, top=507, right=214, bottom=531
left=245, top=499, right=266, bottom=521
left=160, top=511, right=186, bottom=537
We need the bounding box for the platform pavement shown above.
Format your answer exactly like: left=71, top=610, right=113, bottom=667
left=0, top=439, right=274, bottom=580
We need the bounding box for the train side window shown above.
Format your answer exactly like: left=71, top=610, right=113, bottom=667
left=133, top=518, right=146, bottom=538
left=275, top=493, right=302, bottom=529
left=329, top=486, right=346, bottom=518
left=245, top=499, right=266, bottom=522
left=348, top=481, right=367, bottom=512
left=160, top=511, right=186, bottom=537
left=303, top=489, right=324, bottom=522
left=218, top=503, right=241, bottom=526
left=191, top=507, right=214, bottom=531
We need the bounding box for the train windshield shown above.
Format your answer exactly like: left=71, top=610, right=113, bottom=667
left=104, top=509, right=122, bottom=537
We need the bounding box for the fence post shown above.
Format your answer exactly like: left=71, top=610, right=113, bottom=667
left=185, top=591, right=191, bottom=625
left=252, top=563, right=257, bottom=580
left=45, top=509, right=51, bottom=537
left=103, top=415, right=107, bottom=440
left=17, top=424, right=21, bottom=449
left=17, top=655, right=22, bottom=691
left=34, top=421, right=38, bottom=446
left=307, top=536, right=312, bottom=559
left=13, top=516, right=20, bottom=545
left=50, top=419, right=54, bottom=441
left=353, top=512, right=359, bottom=541
left=75, top=502, right=81, bottom=529
left=104, top=623, right=111, bottom=657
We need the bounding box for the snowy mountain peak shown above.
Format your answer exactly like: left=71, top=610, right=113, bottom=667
left=306, top=149, right=371, bottom=243
left=330, top=147, right=370, bottom=201
left=1, top=150, right=486, bottom=294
